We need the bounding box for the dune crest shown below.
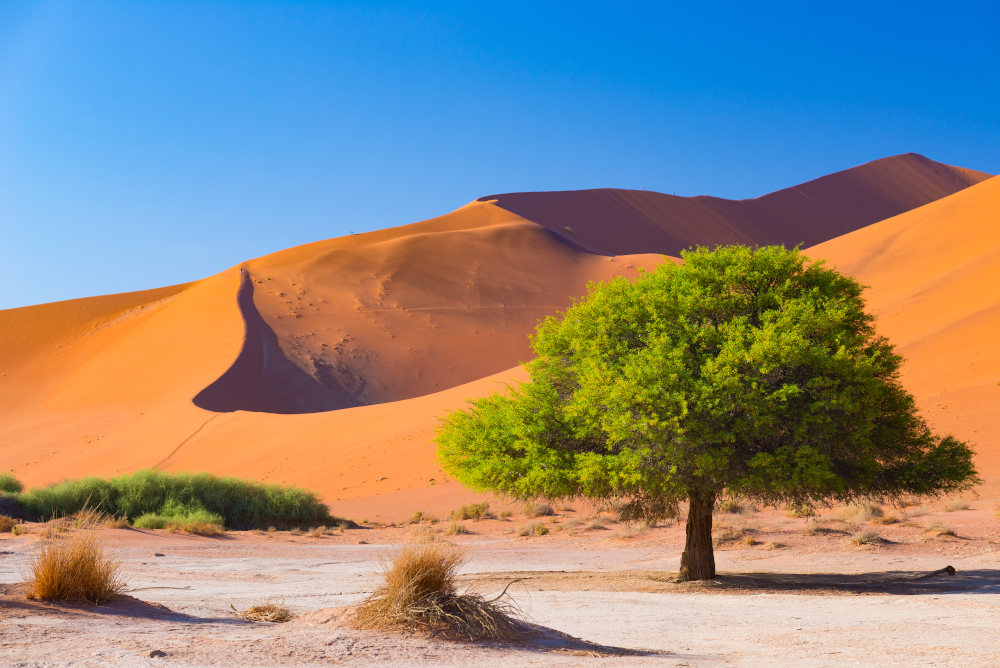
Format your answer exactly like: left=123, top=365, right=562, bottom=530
left=482, top=153, right=990, bottom=255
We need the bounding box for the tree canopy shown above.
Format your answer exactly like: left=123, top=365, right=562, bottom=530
left=435, top=245, right=978, bottom=579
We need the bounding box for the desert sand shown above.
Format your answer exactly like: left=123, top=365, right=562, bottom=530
left=2, top=501, right=999, bottom=666
left=0, top=153, right=995, bottom=519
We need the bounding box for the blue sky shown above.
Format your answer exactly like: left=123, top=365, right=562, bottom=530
left=1, top=1, right=998, bottom=309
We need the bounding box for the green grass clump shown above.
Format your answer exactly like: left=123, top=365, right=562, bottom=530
left=15, top=470, right=338, bottom=530
left=0, top=472, right=23, bottom=494
left=133, top=502, right=226, bottom=535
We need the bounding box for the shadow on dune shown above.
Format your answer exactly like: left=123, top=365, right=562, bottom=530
left=193, top=269, right=365, bottom=414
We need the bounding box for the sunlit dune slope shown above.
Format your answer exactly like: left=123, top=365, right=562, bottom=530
left=483, top=153, right=990, bottom=255
left=809, top=175, right=1000, bottom=481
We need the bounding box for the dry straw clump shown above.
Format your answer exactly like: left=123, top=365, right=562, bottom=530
left=849, top=530, right=884, bottom=546
left=943, top=499, right=970, bottom=512
left=523, top=502, right=554, bottom=518
left=450, top=502, right=494, bottom=521
left=840, top=501, right=884, bottom=522
left=25, top=532, right=125, bottom=603
left=231, top=602, right=293, bottom=623
left=0, top=514, right=17, bottom=532
left=353, top=542, right=521, bottom=641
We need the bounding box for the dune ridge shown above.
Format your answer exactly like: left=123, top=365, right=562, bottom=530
left=0, top=154, right=995, bottom=513
left=482, top=153, right=990, bottom=255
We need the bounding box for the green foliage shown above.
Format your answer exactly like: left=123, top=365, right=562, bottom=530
left=15, top=470, right=336, bottom=529
left=436, top=245, right=978, bottom=513
left=0, top=472, right=23, bottom=494
left=133, top=500, right=225, bottom=530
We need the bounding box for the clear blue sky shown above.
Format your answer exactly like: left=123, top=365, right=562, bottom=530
left=2, top=1, right=998, bottom=309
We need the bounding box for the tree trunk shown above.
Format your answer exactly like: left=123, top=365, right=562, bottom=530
left=678, top=489, right=716, bottom=581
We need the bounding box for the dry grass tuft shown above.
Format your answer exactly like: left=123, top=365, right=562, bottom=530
left=717, top=498, right=750, bottom=514
left=516, top=521, right=550, bottom=537
left=232, top=602, right=293, bottom=623
left=924, top=523, right=957, bottom=539
left=446, top=521, right=469, bottom=536
left=12, top=524, right=28, bottom=536
left=870, top=514, right=899, bottom=525
left=498, top=509, right=513, bottom=520
left=352, top=542, right=521, bottom=641
left=25, top=532, right=125, bottom=603
left=943, top=499, right=970, bottom=512
left=848, top=530, right=884, bottom=546
left=165, top=521, right=224, bottom=537
left=840, top=501, right=884, bottom=523
left=523, top=502, right=555, bottom=518
left=0, top=514, right=16, bottom=532
left=308, top=525, right=328, bottom=537
left=450, top=502, right=494, bottom=521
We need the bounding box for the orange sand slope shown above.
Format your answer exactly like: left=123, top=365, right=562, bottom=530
left=0, top=154, right=995, bottom=515
left=483, top=153, right=990, bottom=254
left=809, top=174, right=1000, bottom=482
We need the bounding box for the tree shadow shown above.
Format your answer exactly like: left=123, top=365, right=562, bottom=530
left=696, top=568, right=1000, bottom=595
left=468, top=566, right=1000, bottom=597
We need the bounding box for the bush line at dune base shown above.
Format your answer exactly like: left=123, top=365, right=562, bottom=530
left=5, top=470, right=344, bottom=531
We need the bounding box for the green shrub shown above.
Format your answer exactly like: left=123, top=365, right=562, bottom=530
left=15, top=470, right=337, bottom=530
left=0, top=472, right=23, bottom=494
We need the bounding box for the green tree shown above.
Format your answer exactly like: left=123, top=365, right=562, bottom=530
left=436, top=246, right=978, bottom=580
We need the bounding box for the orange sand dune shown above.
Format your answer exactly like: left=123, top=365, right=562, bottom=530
left=809, top=174, right=1000, bottom=483
left=483, top=153, right=990, bottom=255
left=0, top=154, right=994, bottom=518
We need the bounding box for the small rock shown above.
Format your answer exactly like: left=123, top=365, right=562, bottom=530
left=152, top=552, right=165, bottom=557
left=149, top=650, right=167, bottom=658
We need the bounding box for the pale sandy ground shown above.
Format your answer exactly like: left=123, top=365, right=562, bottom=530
left=2, top=501, right=998, bottom=666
